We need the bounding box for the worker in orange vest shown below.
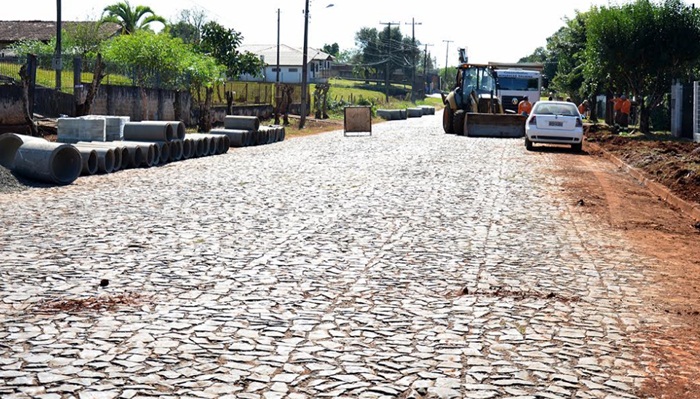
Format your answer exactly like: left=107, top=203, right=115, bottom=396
left=518, top=96, right=533, bottom=116
left=578, top=100, right=589, bottom=118
left=619, top=95, right=632, bottom=127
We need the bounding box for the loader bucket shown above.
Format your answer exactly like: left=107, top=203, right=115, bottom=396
left=463, top=113, right=526, bottom=138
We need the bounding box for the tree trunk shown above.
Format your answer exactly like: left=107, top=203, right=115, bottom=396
left=639, top=98, right=651, bottom=134
left=225, top=90, right=234, bottom=115
left=589, top=95, right=598, bottom=123
left=75, top=53, right=106, bottom=117
left=198, top=87, right=213, bottom=133
left=174, top=90, right=182, bottom=122
left=19, top=64, right=38, bottom=137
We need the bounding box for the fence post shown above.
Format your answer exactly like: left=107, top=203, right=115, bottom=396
left=73, top=56, right=82, bottom=104
left=26, top=54, right=37, bottom=116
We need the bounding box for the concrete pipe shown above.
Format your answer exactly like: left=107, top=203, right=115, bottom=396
left=243, top=131, right=254, bottom=147
left=279, top=127, right=286, bottom=142
left=75, top=142, right=123, bottom=171
left=203, top=134, right=228, bottom=154
left=420, top=105, right=436, bottom=115
left=74, top=147, right=98, bottom=176
left=169, top=121, right=186, bottom=140
left=169, top=139, right=184, bottom=162
left=153, top=141, right=170, bottom=164
left=198, top=136, right=211, bottom=156
left=123, top=121, right=175, bottom=142
left=12, top=140, right=82, bottom=185
left=181, top=138, right=194, bottom=159
left=224, top=115, right=260, bottom=131
left=407, top=107, right=423, bottom=118
left=74, top=144, right=116, bottom=174
left=0, top=133, right=48, bottom=169
left=398, top=109, right=408, bottom=120
left=376, top=109, right=393, bottom=120
left=113, top=140, right=157, bottom=167
left=192, top=137, right=205, bottom=157
left=219, top=135, right=230, bottom=153
left=209, top=129, right=247, bottom=148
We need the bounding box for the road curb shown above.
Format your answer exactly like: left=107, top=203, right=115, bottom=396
left=586, top=141, right=700, bottom=222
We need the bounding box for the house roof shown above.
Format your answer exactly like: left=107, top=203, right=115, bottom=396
left=239, top=44, right=334, bottom=66
left=0, top=20, right=121, bottom=43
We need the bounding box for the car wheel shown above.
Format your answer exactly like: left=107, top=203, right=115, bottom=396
left=571, top=142, right=582, bottom=153
left=525, top=136, right=533, bottom=151
left=443, top=107, right=455, bottom=134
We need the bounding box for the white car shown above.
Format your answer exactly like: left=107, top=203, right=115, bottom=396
left=524, top=101, right=584, bottom=152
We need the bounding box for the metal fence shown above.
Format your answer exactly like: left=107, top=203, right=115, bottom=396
left=1, top=55, right=291, bottom=106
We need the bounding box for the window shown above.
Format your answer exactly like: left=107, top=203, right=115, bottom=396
left=288, top=68, right=298, bottom=72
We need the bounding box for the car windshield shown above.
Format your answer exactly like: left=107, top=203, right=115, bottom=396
left=533, top=103, right=578, bottom=116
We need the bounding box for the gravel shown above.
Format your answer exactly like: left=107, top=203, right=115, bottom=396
left=0, top=166, right=27, bottom=194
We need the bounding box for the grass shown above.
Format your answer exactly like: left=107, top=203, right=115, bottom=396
left=0, top=61, right=133, bottom=92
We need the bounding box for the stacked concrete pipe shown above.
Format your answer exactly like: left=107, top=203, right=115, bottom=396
left=169, top=140, right=184, bottom=162
left=209, top=129, right=247, bottom=148
left=182, top=138, right=194, bottom=159
left=224, top=115, right=260, bottom=131
left=198, top=133, right=230, bottom=154
left=73, top=144, right=116, bottom=174
left=120, top=142, right=155, bottom=167
left=0, top=133, right=82, bottom=185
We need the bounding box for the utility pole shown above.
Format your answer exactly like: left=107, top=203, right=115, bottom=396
left=379, top=21, right=399, bottom=103
left=275, top=8, right=281, bottom=125
left=404, top=18, right=422, bottom=102
left=299, top=0, right=310, bottom=129
left=423, top=43, right=433, bottom=94
left=55, top=0, right=62, bottom=90
left=442, top=39, right=453, bottom=91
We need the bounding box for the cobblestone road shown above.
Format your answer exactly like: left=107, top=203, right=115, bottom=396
left=0, top=114, right=669, bottom=398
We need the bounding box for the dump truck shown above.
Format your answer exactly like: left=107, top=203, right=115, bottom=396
left=441, top=49, right=527, bottom=137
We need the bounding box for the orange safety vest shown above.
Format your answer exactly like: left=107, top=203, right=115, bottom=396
left=613, top=98, right=622, bottom=111
left=518, top=101, right=532, bottom=115
left=621, top=99, right=631, bottom=114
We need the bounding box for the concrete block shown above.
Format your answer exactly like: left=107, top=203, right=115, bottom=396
left=83, top=115, right=130, bottom=141
left=57, top=117, right=106, bottom=143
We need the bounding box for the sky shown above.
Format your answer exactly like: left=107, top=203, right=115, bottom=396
left=6, top=0, right=696, bottom=67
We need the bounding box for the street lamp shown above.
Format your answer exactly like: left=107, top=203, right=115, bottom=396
left=299, top=1, right=333, bottom=129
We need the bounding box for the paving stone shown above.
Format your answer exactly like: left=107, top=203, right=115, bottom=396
left=0, top=115, right=673, bottom=397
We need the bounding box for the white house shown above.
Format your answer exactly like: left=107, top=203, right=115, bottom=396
left=238, top=44, right=334, bottom=84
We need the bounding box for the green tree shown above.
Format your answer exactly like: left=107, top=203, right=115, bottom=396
left=199, top=21, right=263, bottom=79
left=101, top=1, right=166, bottom=34
left=168, top=8, right=208, bottom=45
left=355, top=27, right=383, bottom=82
left=585, top=0, right=700, bottom=132
left=546, top=12, right=589, bottom=103
left=322, top=43, right=339, bottom=57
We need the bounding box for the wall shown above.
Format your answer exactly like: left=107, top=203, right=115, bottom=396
left=88, top=85, right=192, bottom=125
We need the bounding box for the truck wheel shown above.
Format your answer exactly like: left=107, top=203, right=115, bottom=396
left=443, top=107, right=455, bottom=134
left=454, top=110, right=465, bottom=135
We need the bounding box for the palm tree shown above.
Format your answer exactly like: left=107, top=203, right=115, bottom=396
left=101, top=1, right=166, bottom=34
